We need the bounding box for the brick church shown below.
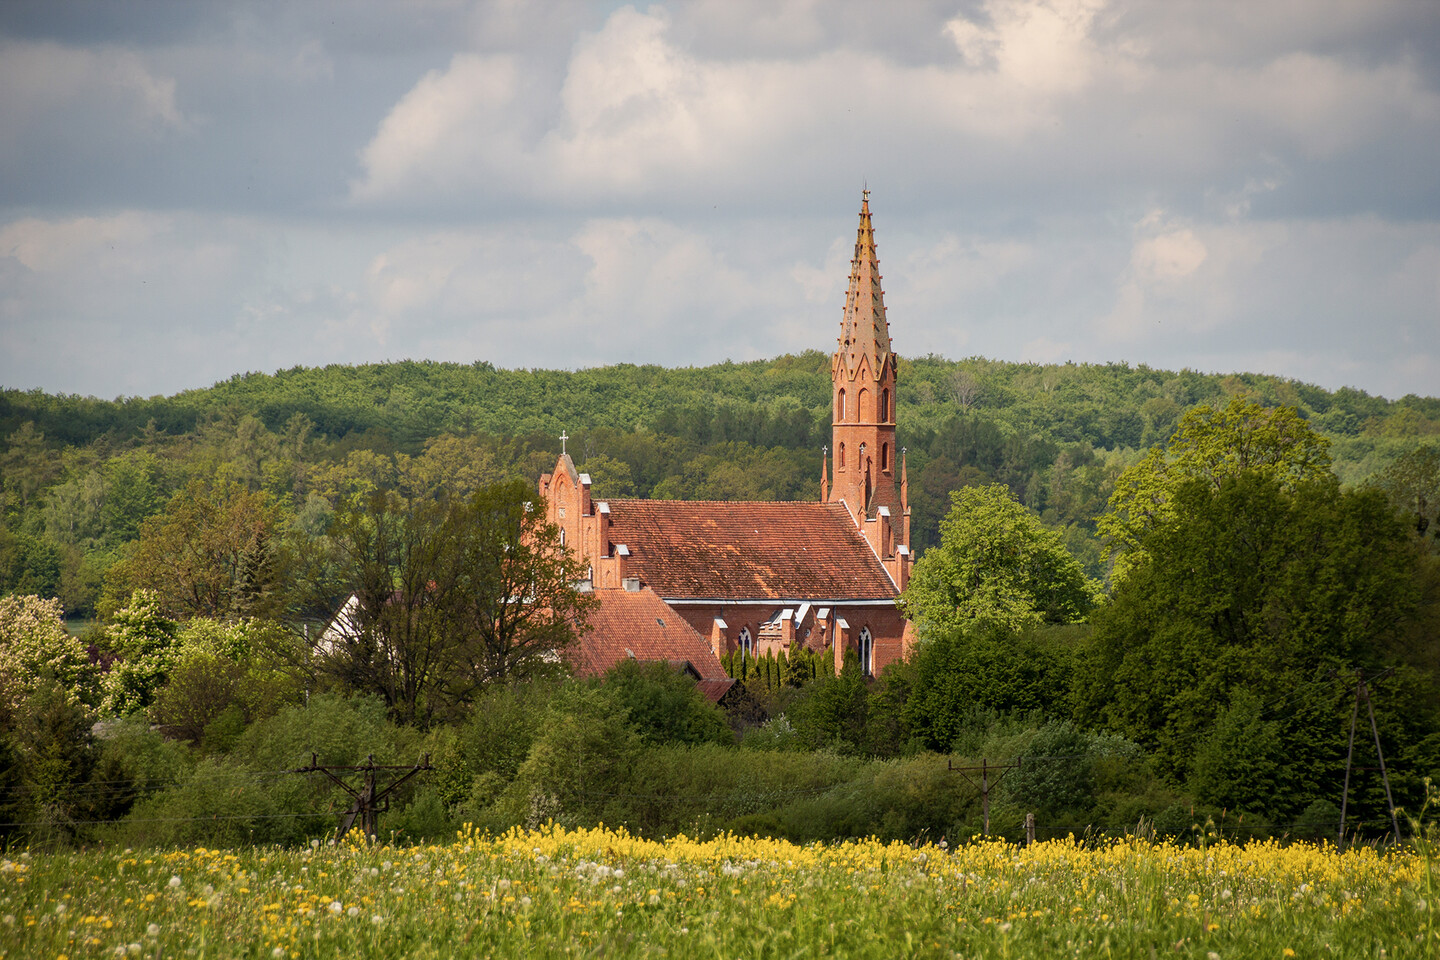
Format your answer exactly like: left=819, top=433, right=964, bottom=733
left=541, top=192, right=915, bottom=684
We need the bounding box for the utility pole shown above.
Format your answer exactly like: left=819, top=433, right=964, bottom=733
left=295, top=753, right=434, bottom=843
left=948, top=758, right=1022, bottom=836
left=1337, top=669, right=1401, bottom=846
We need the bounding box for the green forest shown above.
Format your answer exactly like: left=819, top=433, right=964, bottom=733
left=1, top=353, right=1437, bottom=850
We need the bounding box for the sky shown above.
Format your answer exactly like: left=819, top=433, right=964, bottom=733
left=1, top=0, right=1437, bottom=402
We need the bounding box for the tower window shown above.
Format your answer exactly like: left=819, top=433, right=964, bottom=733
left=881, top=443, right=889, bottom=472
left=881, top=388, right=890, bottom=422
left=858, top=388, right=870, bottom=422
left=838, top=442, right=846, bottom=469
left=837, top=388, right=846, bottom=421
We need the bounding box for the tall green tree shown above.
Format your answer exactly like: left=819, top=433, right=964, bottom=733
left=315, top=480, right=595, bottom=726
left=108, top=477, right=287, bottom=620
left=1372, top=443, right=1440, bottom=551
left=1078, top=471, right=1426, bottom=799
left=1100, top=397, right=1332, bottom=580
left=901, top=483, right=1098, bottom=634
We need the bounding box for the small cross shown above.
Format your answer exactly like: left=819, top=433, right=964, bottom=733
left=559, top=431, right=568, bottom=455
left=823, top=445, right=829, bottom=456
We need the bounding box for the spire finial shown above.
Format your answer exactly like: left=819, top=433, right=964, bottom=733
left=559, top=430, right=568, bottom=455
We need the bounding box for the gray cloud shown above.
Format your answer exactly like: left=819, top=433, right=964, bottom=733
left=1, top=0, right=1437, bottom=400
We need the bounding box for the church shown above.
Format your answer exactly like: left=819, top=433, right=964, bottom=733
left=541, top=192, right=915, bottom=684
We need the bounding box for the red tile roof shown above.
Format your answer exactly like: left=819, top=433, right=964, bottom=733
left=574, top=587, right=728, bottom=680
left=606, top=500, right=897, bottom=600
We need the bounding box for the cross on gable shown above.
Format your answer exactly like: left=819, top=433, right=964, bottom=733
left=559, top=431, right=568, bottom=455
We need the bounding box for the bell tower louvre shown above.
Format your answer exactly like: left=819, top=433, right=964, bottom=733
left=826, top=191, right=911, bottom=586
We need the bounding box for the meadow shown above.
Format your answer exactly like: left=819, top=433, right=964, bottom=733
left=1, top=826, right=1432, bottom=960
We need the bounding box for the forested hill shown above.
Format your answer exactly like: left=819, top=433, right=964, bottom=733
left=6, top=352, right=1438, bottom=456
left=2, top=352, right=1437, bottom=617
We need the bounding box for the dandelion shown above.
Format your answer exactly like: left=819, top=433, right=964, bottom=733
left=272, top=949, right=285, bottom=959
left=146, top=924, right=160, bottom=937
left=127, top=944, right=140, bottom=956
left=371, top=915, right=384, bottom=925
left=168, top=876, right=182, bottom=889
left=328, top=901, right=343, bottom=914
left=347, top=906, right=360, bottom=918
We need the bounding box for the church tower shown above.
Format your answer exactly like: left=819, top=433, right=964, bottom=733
left=827, top=191, right=910, bottom=583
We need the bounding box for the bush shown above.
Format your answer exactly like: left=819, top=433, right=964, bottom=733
left=603, top=660, right=733, bottom=747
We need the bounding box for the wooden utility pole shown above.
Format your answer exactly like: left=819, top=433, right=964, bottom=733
left=1338, top=670, right=1400, bottom=846
left=295, top=753, right=433, bottom=842
left=948, top=758, right=1022, bottom=836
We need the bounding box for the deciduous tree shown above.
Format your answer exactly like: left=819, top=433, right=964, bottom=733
left=1100, top=397, right=1332, bottom=580
left=901, top=483, right=1098, bottom=634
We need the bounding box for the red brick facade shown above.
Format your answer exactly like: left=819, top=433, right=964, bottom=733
left=543, top=193, right=915, bottom=678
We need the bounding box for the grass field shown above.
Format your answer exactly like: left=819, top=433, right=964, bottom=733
left=1, top=825, right=1433, bottom=959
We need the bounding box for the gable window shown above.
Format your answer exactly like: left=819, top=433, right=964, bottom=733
left=858, top=626, right=874, bottom=677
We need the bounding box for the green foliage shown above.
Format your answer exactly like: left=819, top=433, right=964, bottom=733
left=902, top=483, right=1099, bottom=632
left=602, top=660, right=733, bottom=747
left=313, top=480, right=595, bottom=725
left=1080, top=471, right=1430, bottom=816
left=100, top=589, right=181, bottom=716
left=1100, top=396, right=1334, bottom=580
left=106, top=477, right=288, bottom=620
left=148, top=618, right=304, bottom=742
left=903, top=622, right=1076, bottom=752
left=0, top=593, right=96, bottom=718
left=496, top=683, right=641, bottom=829
left=1189, top=689, right=1284, bottom=815
left=0, top=678, right=99, bottom=846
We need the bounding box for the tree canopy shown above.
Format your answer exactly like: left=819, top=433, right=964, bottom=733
left=1099, top=397, right=1333, bottom=580
left=901, top=483, right=1099, bottom=634
left=312, top=480, right=596, bottom=726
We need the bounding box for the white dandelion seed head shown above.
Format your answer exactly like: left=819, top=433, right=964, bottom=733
left=347, top=906, right=360, bottom=918
left=328, top=901, right=343, bottom=914
left=146, top=923, right=160, bottom=937
left=168, top=876, right=182, bottom=888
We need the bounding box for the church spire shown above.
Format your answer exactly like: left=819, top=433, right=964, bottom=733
left=838, top=188, right=893, bottom=378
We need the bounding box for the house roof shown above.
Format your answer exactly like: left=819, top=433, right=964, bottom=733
left=605, top=499, right=897, bottom=600
left=573, top=586, right=729, bottom=681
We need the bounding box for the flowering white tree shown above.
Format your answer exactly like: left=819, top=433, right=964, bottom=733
left=0, top=594, right=94, bottom=718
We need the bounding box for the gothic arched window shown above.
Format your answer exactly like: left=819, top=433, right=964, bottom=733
left=881, top=443, right=889, bottom=472
left=881, top=388, right=890, bottom=422
left=838, top=442, right=846, bottom=469
left=738, top=627, right=753, bottom=656
left=858, top=388, right=870, bottom=422
left=859, top=627, right=874, bottom=677
left=837, top=388, right=846, bottom=421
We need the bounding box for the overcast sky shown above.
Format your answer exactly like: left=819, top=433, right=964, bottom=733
left=1, top=1, right=1437, bottom=402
